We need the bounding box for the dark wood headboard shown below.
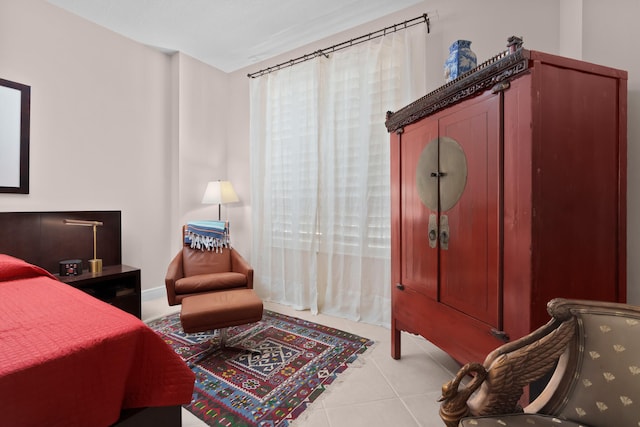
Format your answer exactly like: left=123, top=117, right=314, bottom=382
left=0, top=211, right=121, bottom=273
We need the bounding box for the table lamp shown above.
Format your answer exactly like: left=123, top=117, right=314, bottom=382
left=202, top=180, right=239, bottom=220
left=64, top=219, right=104, bottom=273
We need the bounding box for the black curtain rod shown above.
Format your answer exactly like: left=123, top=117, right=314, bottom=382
left=247, top=12, right=431, bottom=79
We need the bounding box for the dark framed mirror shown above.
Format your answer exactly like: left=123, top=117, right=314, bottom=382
left=0, top=78, right=30, bottom=194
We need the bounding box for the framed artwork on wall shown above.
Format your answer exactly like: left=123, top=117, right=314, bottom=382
left=0, top=78, right=30, bottom=194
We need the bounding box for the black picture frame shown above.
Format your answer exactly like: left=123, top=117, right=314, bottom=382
left=0, top=78, right=30, bottom=194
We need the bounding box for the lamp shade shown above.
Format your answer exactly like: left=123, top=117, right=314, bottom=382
left=202, top=181, right=239, bottom=205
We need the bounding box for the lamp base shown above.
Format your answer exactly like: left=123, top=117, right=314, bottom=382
left=89, top=258, right=103, bottom=273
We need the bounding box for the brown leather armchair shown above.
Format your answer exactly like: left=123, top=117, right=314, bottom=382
left=165, top=233, right=253, bottom=306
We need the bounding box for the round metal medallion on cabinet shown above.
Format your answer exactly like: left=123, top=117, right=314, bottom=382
left=416, top=136, right=468, bottom=212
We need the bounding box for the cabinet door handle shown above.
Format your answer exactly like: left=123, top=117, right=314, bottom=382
left=440, top=229, right=449, bottom=246
left=439, top=215, right=450, bottom=250
left=396, top=283, right=405, bottom=291
left=428, top=214, right=438, bottom=248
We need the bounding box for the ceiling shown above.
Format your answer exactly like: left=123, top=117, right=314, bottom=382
left=47, top=0, right=423, bottom=73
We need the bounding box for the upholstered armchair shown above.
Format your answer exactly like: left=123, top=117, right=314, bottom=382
left=439, top=298, right=640, bottom=427
left=165, top=226, right=253, bottom=306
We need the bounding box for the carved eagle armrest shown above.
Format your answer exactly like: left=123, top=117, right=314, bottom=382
left=438, top=316, right=576, bottom=427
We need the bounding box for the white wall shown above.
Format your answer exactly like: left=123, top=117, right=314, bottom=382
left=173, top=53, right=232, bottom=245
left=580, top=0, right=640, bottom=304
left=0, top=0, right=231, bottom=292
left=559, top=0, right=583, bottom=58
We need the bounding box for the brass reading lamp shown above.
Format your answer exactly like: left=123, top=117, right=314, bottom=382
left=64, top=219, right=104, bottom=273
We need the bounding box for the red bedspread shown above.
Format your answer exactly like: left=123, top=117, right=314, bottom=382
left=0, top=255, right=195, bottom=427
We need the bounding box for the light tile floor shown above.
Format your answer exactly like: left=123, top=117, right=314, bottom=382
left=143, top=298, right=461, bottom=427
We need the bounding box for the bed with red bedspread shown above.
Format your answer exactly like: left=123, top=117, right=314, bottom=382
left=0, top=254, right=195, bottom=427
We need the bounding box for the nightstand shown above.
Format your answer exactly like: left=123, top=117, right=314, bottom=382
left=57, top=264, right=141, bottom=318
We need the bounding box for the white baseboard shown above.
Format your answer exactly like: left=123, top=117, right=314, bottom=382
left=142, top=285, right=166, bottom=302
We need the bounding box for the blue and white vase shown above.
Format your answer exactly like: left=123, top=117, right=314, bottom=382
left=444, top=40, right=477, bottom=82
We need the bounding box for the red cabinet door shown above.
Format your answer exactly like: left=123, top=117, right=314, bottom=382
left=438, top=93, right=501, bottom=328
left=399, top=117, right=439, bottom=300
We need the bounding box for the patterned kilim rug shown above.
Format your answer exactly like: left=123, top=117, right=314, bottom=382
left=147, top=310, right=374, bottom=426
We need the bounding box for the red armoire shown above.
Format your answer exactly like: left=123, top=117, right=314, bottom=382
left=385, top=43, right=627, bottom=364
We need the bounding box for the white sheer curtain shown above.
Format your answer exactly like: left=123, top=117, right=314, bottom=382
left=250, top=25, right=427, bottom=326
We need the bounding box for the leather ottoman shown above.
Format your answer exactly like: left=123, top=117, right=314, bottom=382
left=180, top=288, right=263, bottom=334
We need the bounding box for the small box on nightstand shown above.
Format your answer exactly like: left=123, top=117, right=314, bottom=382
left=59, top=259, right=82, bottom=276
